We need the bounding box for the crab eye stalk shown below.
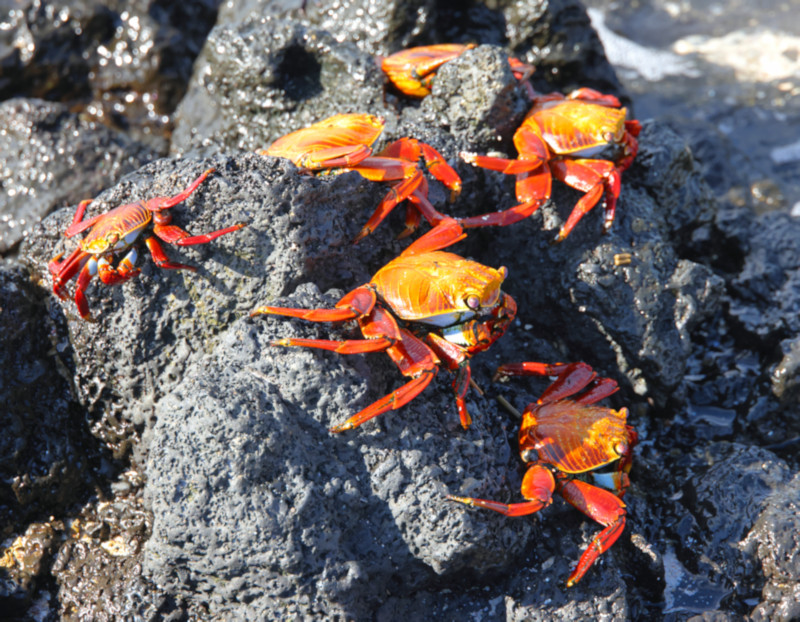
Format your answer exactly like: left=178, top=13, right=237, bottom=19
left=466, top=294, right=480, bottom=310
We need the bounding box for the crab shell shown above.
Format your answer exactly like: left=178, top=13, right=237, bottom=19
left=79, top=202, right=153, bottom=256
left=370, top=250, right=508, bottom=327
left=263, top=113, right=385, bottom=169
left=527, top=98, right=630, bottom=158
left=520, top=400, right=633, bottom=474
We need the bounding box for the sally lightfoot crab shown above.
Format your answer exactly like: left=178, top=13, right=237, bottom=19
left=259, top=113, right=462, bottom=241
left=251, top=219, right=516, bottom=432
left=448, top=361, right=637, bottom=586
left=460, top=88, right=641, bottom=242
left=380, top=43, right=535, bottom=99
left=48, top=168, right=247, bottom=320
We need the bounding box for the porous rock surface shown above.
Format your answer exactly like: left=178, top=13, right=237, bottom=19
left=3, top=0, right=800, bottom=620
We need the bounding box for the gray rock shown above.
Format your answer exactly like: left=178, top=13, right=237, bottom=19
left=0, top=260, right=94, bottom=529
left=0, top=98, right=156, bottom=253
left=170, top=17, right=386, bottom=157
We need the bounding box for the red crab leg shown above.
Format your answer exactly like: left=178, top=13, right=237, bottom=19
left=380, top=138, right=462, bottom=201
left=271, top=336, right=394, bottom=354
left=330, top=308, right=441, bottom=432
left=144, top=237, right=196, bottom=271
left=64, top=200, right=105, bottom=237
left=566, top=88, right=623, bottom=108
left=400, top=217, right=465, bottom=256
left=251, top=286, right=376, bottom=322
left=558, top=478, right=626, bottom=587
left=425, top=332, right=473, bottom=428
left=48, top=248, right=90, bottom=299
left=73, top=260, right=96, bottom=321
left=152, top=222, right=247, bottom=246
left=447, top=463, right=556, bottom=516
left=493, top=361, right=570, bottom=381
left=142, top=168, right=216, bottom=211
left=550, top=158, right=620, bottom=242
left=354, top=169, right=427, bottom=242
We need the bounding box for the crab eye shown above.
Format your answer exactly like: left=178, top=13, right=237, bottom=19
left=521, top=448, right=538, bottom=463
left=466, top=295, right=480, bottom=310
left=614, top=441, right=628, bottom=456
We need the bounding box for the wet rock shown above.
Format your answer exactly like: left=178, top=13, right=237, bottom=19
left=170, top=17, right=386, bottom=157
left=0, top=98, right=156, bottom=253
left=729, top=212, right=800, bottom=342
left=51, top=485, right=176, bottom=621
left=669, top=444, right=793, bottom=616
left=0, top=260, right=96, bottom=530
left=743, top=473, right=800, bottom=622
left=0, top=0, right=220, bottom=149
left=0, top=520, right=63, bottom=613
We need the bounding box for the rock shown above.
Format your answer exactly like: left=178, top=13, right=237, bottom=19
left=0, top=98, right=156, bottom=253
left=0, top=260, right=96, bottom=529
left=170, top=17, right=386, bottom=157
left=0, top=0, right=220, bottom=149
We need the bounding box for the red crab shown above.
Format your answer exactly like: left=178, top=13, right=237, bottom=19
left=250, top=219, right=516, bottom=432
left=48, top=168, right=247, bottom=320
left=259, top=113, right=462, bottom=241
left=448, top=361, right=637, bottom=586
left=459, top=88, right=641, bottom=242
left=380, top=43, right=535, bottom=99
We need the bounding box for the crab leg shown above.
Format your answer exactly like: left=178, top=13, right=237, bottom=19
left=425, top=332, right=474, bottom=428
left=152, top=222, right=247, bottom=246
left=73, top=260, right=97, bottom=321
left=400, top=218, right=465, bottom=255
left=144, top=237, right=196, bottom=271
left=251, top=286, right=376, bottom=322
left=380, top=138, right=462, bottom=201
left=271, top=337, right=394, bottom=354
left=493, top=361, right=570, bottom=381
left=49, top=247, right=90, bottom=299
left=142, top=168, right=216, bottom=211
left=330, top=308, right=441, bottom=432
left=447, top=463, right=556, bottom=516
left=550, top=158, right=621, bottom=242
left=64, top=200, right=106, bottom=237
left=558, top=478, right=626, bottom=587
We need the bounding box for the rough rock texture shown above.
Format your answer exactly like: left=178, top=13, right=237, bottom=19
left=0, top=98, right=156, bottom=253
left=3, top=0, right=800, bottom=620
left=0, top=0, right=220, bottom=149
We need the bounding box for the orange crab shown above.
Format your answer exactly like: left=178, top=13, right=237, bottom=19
left=48, top=168, right=247, bottom=320
left=250, top=219, right=516, bottom=432
left=448, top=361, right=637, bottom=586
left=380, top=43, right=535, bottom=99
left=459, top=88, right=642, bottom=242
left=259, top=113, right=462, bottom=241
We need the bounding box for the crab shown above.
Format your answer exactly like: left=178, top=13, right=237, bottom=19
left=380, top=43, right=535, bottom=99
left=459, top=88, right=642, bottom=242
left=259, top=113, right=462, bottom=241
left=448, top=361, right=638, bottom=586
left=250, top=219, right=516, bottom=432
left=48, top=168, right=247, bottom=320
